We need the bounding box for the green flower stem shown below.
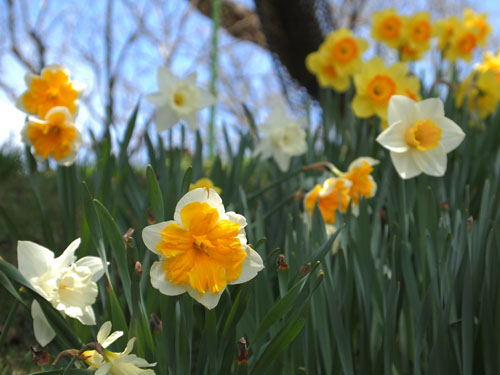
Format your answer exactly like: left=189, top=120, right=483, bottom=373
left=208, top=0, right=221, bottom=159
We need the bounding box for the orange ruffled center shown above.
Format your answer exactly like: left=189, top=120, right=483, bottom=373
left=304, top=179, right=350, bottom=225
left=367, top=75, right=396, bottom=103
left=27, top=110, right=77, bottom=160
left=405, top=119, right=442, bottom=151
left=380, top=16, right=402, bottom=39
left=411, top=20, right=431, bottom=43
left=332, top=37, right=358, bottom=63
left=458, top=33, right=477, bottom=54
left=344, top=162, right=375, bottom=206
left=22, top=69, right=79, bottom=118
left=156, top=202, right=246, bottom=295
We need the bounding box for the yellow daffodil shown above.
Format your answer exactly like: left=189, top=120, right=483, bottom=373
left=445, top=26, right=478, bottom=62
left=377, top=96, right=465, bottom=179
left=83, top=322, right=156, bottom=375
left=456, top=70, right=500, bottom=120
left=16, top=65, right=85, bottom=118
left=304, top=177, right=351, bottom=225
left=146, top=67, right=215, bottom=132
left=403, top=12, right=432, bottom=56
left=306, top=51, right=351, bottom=92
left=400, top=43, right=424, bottom=62
left=22, top=106, right=82, bottom=166
left=17, top=238, right=104, bottom=346
left=371, top=9, right=405, bottom=49
left=190, top=177, right=222, bottom=194
left=476, top=48, right=500, bottom=81
left=433, top=16, right=460, bottom=52
left=142, top=188, right=264, bottom=309
left=351, top=57, right=411, bottom=121
left=320, top=28, right=369, bottom=76
left=342, top=157, right=379, bottom=215
left=463, top=8, right=491, bottom=47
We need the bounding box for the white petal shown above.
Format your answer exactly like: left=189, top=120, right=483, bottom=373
left=229, top=245, right=264, bottom=285
left=31, top=300, right=56, bottom=346
left=187, top=287, right=223, bottom=310
left=376, top=120, right=410, bottom=153
left=388, top=95, right=417, bottom=126
left=412, top=144, right=447, bottom=177
left=53, top=238, right=80, bottom=271
left=253, top=139, right=274, bottom=159
left=174, top=188, right=224, bottom=225
left=15, top=92, right=27, bottom=112
left=266, top=102, right=288, bottom=127
left=416, top=97, right=445, bottom=119
left=75, top=256, right=105, bottom=282
left=95, top=362, right=111, bottom=375
left=157, top=67, right=177, bottom=91
left=198, top=90, right=216, bottom=108
left=438, top=117, right=466, bottom=152
left=76, top=306, right=96, bottom=326
left=348, top=156, right=380, bottom=171
left=155, top=105, right=180, bottom=132
left=17, top=241, right=54, bottom=282
left=273, top=151, right=291, bottom=171
left=24, top=73, right=37, bottom=86
left=97, top=321, right=112, bottom=345
left=150, top=260, right=187, bottom=296
left=180, top=112, right=198, bottom=131
left=101, top=330, right=124, bottom=349
left=185, top=72, right=198, bottom=85
left=122, top=338, right=136, bottom=355
left=146, top=92, right=168, bottom=106
left=225, top=211, right=248, bottom=245
left=390, top=151, right=422, bottom=179
left=142, top=221, right=174, bottom=254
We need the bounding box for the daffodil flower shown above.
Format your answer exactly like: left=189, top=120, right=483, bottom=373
left=304, top=177, right=352, bottom=225
left=17, top=239, right=105, bottom=345
left=189, top=177, right=222, bottom=194
left=376, top=95, right=465, bottom=179
left=146, top=67, right=215, bottom=132
left=22, top=106, right=82, bottom=166
left=253, top=103, right=307, bottom=172
left=142, top=188, right=264, bottom=309
left=83, top=321, right=156, bottom=375
left=371, top=9, right=405, bottom=49
left=343, top=157, right=379, bottom=216
left=16, top=64, right=85, bottom=118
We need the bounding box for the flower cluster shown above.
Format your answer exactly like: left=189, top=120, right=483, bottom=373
left=371, top=9, right=433, bottom=61
left=306, top=28, right=368, bottom=92
left=16, top=65, right=84, bottom=165
left=304, top=157, right=378, bottom=225
left=434, top=9, right=491, bottom=62
left=455, top=49, right=500, bottom=122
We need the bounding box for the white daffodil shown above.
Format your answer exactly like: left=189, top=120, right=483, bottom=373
left=83, top=321, right=156, bottom=375
left=17, top=239, right=105, bottom=345
left=376, top=95, right=465, bottom=179
left=253, top=102, right=307, bottom=172
left=146, top=67, right=215, bottom=132
left=142, top=188, right=264, bottom=310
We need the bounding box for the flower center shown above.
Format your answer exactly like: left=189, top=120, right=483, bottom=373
left=411, top=21, right=431, bottom=42
left=381, top=16, right=402, bottom=39
left=174, top=92, right=186, bottom=107
left=458, top=33, right=476, bottom=54
left=367, top=75, right=396, bottom=103
left=157, top=202, right=246, bottom=295
left=405, top=119, right=442, bottom=151
left=332, top=37, right=358, bottom=63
